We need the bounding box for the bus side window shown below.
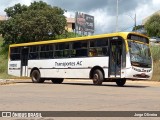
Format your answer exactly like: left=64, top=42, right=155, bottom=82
left=70, top=49, right=76, bottom=57
left=89, top=48, right=97, bottom=57
left=54, top=51, right=63, bottom=58
left=29, top=46, right=39, bottom=59
left=10, top=47, right=21, bottom=60
left=54, top=43, right=71, bottom=58
left=76, top=49, right=88, bottom=57
left=89, top=38, right=109, bottom=57
left=102, top=47, right=108, bottom=56
left=40, top=44, right=53, bottom=59
left=63, top=43, right=70, bottom=58
left=72, top=41, right=88, bottom=57
left=55, top=44, right=63, bottom=58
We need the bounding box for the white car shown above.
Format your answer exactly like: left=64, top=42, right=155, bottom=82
left=150, top=37, right=160, bottom=43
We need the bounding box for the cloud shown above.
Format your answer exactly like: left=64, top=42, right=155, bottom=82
left=44, top=0, right=153, bottom=34
left=0, top=0, right=40, bottom=15
left=0, top=0, right=159, bottom=34
left=88, top=9, right=116, bottom=34
left=46, top=0, right=150, bottom=15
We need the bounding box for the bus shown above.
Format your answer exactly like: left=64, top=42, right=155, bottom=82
left=8, top=32, right=153, bottom=86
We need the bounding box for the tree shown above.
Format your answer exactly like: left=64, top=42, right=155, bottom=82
left=4, top=3, right=28, bottom=18
left=132, top=25, right=144, bottom=31
left=132, top=25, right=147, bottom=35
left=0, top=1, right=67, bottom=45
left=144, top=14, right=160, bottom=37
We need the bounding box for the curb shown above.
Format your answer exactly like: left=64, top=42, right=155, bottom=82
left=0, top=79, right=15, bottom=85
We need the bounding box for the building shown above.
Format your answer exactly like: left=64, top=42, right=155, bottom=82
left=142, top=10, right=160, bottom=25
left=66, top=18, right=75, bottom=32
left=0, top=15, right=7, bottom=21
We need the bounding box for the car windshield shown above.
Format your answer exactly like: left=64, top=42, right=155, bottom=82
left=128, top=41, right=152, bottom=68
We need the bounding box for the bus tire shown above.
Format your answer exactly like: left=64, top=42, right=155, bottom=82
left=116, top=79, right=126, bottom=87
left=51, top=78, right=64, bottom=84
left=92, top=69, right=104, bottom=85
left=31, top=70, right=44, bottom=83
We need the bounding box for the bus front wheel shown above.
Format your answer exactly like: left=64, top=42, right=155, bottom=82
left=116, top=79, right=126, bottom=87
left=92, top=69, right=104, bottom=85
left=51, top=78, right=64, bottom=84
left=31, top=70, right=45, bottom=83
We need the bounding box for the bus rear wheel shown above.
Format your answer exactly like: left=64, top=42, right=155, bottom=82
left=92, top=69, right=104, bottom=85
left=31, top=70, right=45, bottom=83
left=116, top=79, right=126, bottom=87
left=51, top=78, right=64, bottom=84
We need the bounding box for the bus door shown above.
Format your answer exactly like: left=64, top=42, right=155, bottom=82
left=109, top=39, right=122, bottom=78
left=21, top=47, right=29, bottom=76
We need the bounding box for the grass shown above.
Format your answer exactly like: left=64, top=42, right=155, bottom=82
left=152, top=61, right=160, bottom=81
left=0, top=36, right=160, bottom=81
left=0, top=36, right=9, bottom=79
left=0, top=36, right=16, bottom=79
left=151, top=46, right=160, bottom=62
left=151, top=46, right=160, bottom=81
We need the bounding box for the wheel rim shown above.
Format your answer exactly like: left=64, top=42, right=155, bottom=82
left=33, top=72, right=38, bottom=81
left=93, top=74, right=99, bottom=83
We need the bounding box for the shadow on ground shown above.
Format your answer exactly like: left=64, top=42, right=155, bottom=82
left=14, top=80, right=149, bottom=88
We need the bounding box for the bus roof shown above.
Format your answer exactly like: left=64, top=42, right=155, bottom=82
left=9, top=32, right=148, bottom=47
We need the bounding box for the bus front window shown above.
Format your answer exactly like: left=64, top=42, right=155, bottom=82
left=128, top=41, right=152, bottom=68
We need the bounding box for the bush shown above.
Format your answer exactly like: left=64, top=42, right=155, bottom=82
left=0, top=36, right=8, bottom=78
left=150, top=46, right=160, bottom=81
left=150, top=46, right=160, bottom=62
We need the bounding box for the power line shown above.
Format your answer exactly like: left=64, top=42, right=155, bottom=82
left=119, top=25, right=135, bottom=32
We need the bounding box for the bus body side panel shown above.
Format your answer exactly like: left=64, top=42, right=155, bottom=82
left=41, top=69, right=91, bottom=78
left=8, top=61, right=21, bottom=77
left=28, top=57, right=109, bottom=78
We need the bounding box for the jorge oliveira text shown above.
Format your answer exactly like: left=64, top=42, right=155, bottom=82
left=134, top=112, right=158, bottom=117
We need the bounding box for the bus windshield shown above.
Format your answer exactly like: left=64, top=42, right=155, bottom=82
left=128, top=41, right=152, bottom=68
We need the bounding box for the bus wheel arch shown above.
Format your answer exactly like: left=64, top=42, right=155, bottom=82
left=30, top=68, right=44, bottom=83
left=90, top=66, right=104, bottom=85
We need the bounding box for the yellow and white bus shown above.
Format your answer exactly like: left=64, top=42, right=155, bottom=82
left=8, top=32, right=153, bottom=86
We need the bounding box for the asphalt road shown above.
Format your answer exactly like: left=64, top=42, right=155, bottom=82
left=0, top=79, right=160, bottom=120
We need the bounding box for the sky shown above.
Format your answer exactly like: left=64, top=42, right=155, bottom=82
left=0, top=0, right=160, bottom=34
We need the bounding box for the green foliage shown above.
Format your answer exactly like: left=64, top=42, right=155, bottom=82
left=132, top=25, right=144, bottom=31
left=0, top=36, right=8, bottom=76
left=150, top=46, right=160, bottom=81
left=144, top=14, right=160, bottom=37
left=0, top=1, right=66, bottom=45
left=4, top=3, right=28, bottom=18
left=151, top=61, right=160, bottom=81
left=55, top=32, right=82, bottom=39
left=151, top=46, right=160, bottom=62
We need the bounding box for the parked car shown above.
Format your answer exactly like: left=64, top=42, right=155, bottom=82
left=149, top=37, right=160, bottom=43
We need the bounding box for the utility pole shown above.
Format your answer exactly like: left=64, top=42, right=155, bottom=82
left=116, top=0, right=119, bottom=32
left=134, top=13, right=137, bottom=31
left=126, top=12, right=137, bottom=31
